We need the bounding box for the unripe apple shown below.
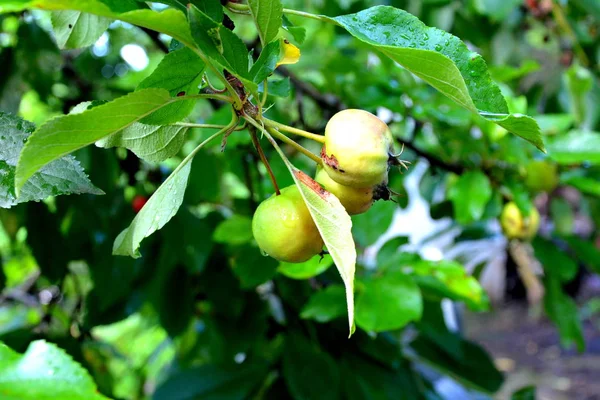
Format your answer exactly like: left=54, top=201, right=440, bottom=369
left=252, top=185, right=324, bottom=263
left=321, top=109, right=393, bottom=188
left=500, top=202, right=540, bottom=240
left=525, top=160, right=558, bottom=193
left=314, top=167, right=373, bottom=215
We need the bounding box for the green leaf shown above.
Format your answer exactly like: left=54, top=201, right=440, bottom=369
left=332, top=6, right=544, bottom=151
left=544, top=276, right=585, bottom=352
left=113, top=162, right=190, bottom=258
left=248, top=0, right=283, bottom=45
left=250, top=40, right=281, bottom=83
left=411, top=259, right=489, bottom=311
left=283, top=334, right=340, bottom=400
left=0, top=340, right=109, bottom=400
left=282, top=15, right=306, bottom=44
left=550, top=198, right=574, bottom=236
left=15, top=88, right=185, bottom=193
left=535, top=114, right=574, bottom=135
left=352, top=201, right=396, bottom=246
left=490, top=60, right=540, bottom=82
left=153, top=363, right=267, bottom=400
left=532, top=237, right=578, bottom=282
left=562, top=235, right=600, bottom=274
left=188, top=5, right=257, bottom=92
left=0, top=112, right=102, bottom=208
left=278, top=254, right=333, bottom=279
left=565, top=64, right=593, bottom=125
left=192, top=0, right=223, bottom=22
left=300, top=285, right=347, bottom=323
left=512, top=386, right=536, bottom=400
left=230, top=245, right=278, bottom=289
left=137, top=47, right=206, bottom=125
left=259, top=77, right=290, bottom=98
left=560, top=174, right=600, bottom=197
left=50, top=11, right=111, bottom=49
left=96, top=123, right=188, bottom=163
left=355, top=271, right=422, bottom=332
left=448, top=171, right=492, bottom=224
left=213, top=215, right=253, bottom=245
left=547, top=130, right=600, bottom=165
left=2, top=1, right=195, bottom=47
left=411, top=326, right=504, bottom=393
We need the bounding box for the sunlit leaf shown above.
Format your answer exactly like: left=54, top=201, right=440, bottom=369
left=15, top=89, right=185, bottom=193
left=355, top=271, right=422, bottom=332
left=0, top=340, right=109, bottom=400
left=97, top=123, right=188, bottom=163
left=51, top=11, right=111, bottom=49
left=0, top=112, right=102, bottom=208
left=331, top=6, right=544, bottom=151
left=113, top=162, right=191, bottom=258
left=547, top=130, right=600, bottom=165
left=1, top=1, right=195, bottom=47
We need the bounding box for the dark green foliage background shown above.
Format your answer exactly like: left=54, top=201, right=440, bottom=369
left=0, top=0, right=599, bottom=399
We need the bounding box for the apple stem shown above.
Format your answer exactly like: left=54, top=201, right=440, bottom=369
left=264, top=119, right=325, bottom=144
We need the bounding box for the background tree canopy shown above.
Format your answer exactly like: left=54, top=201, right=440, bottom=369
left=0, top=0, right=599, bottom=399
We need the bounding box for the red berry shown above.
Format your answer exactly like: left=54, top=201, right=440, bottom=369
left=132, top=195, right=148, bottom=213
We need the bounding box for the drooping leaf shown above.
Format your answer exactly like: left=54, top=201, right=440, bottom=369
left=113, top=125, right=230, bottom=257
left=248, top=0, right=283, bottom=45
left=547, top=130, right=600, bottom=165
left=0, top=112, right=102, bottom=208
left=0, top=340, right=109, bottom=400
left=448, top=171, right=492, bottom=224
left=15, top=88, right=184, bottom=193
left=300, top=285, right=347, bottom=323
left=50, top=11, right=111, bottom=49
left=113, top=162, right=191, bottom=258
left=137, top=46, right=206, bottom=125
left=292, top=168, right=356, bottom=335
left=544, top=276, right=585, bottom=352
left=96, top=123, right=188, bottom=163
left=260, top=126, right=356, bottom=335
left=153, top=363, right=268, bottom=400
left=355, top=271, right=422, bottom=332
left=331, top=6, right=544, bottom=151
